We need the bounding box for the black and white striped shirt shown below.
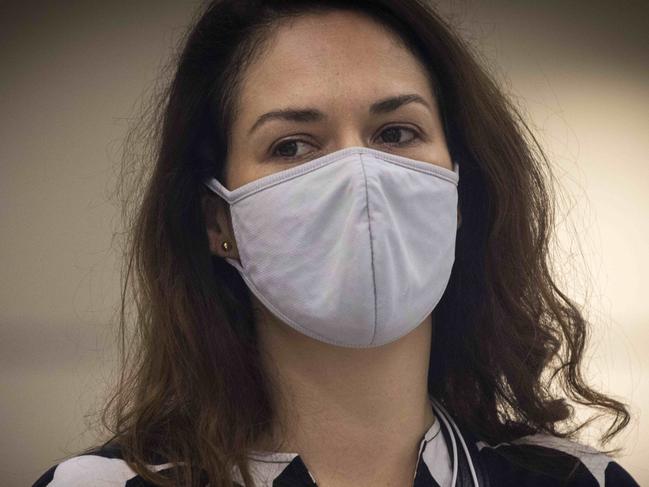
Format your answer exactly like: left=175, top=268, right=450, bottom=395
left=32, top=408, right=639, bottom=486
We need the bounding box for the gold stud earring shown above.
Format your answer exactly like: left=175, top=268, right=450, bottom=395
left=221, top=241, right=231, bottom=252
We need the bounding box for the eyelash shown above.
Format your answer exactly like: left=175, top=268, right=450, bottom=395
left=269, top=125, right=422, bottom=160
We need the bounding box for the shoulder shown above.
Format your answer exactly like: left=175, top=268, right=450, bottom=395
left=32, top=444, right=174, bottom=487
left=474, top=433, right=639, bottom=486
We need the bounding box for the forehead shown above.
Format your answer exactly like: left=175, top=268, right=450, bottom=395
left=237, top=9, right=435, bottom=113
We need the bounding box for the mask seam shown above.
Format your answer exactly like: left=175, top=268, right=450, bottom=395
left=228, top=201, right=456, bottom=349
left=359, top=153, right=379, bottom=343
left=232, top=251, right=447, bottom=348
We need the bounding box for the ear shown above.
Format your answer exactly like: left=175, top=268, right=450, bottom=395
left=202, top=192, right=240, bottom=259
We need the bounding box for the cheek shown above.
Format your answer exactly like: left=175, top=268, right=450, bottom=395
left=427, top=133, right=453, bottom=171
left=224, top=155, right=283, bottom=191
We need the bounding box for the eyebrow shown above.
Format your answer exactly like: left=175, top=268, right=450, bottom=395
left=247, top=93, right=432, bottom=135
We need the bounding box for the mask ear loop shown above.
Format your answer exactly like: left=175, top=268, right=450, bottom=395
left=431, top=398, right=480, bottom=487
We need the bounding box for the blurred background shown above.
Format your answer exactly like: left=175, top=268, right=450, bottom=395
left=1, top=0, right=647, bottom=485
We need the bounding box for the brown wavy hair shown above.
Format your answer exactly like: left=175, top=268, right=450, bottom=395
left=101, top=0, right=630, bottom=485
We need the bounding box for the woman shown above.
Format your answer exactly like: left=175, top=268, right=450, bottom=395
left=33, top=0, right=638, bottom=486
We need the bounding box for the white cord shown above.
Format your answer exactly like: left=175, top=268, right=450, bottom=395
left=431, top=398, right=480, bottom=487
left=431, top=399, right=458, bottom=486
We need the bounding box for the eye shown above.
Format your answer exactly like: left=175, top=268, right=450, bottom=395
left=271, top=139, right=315, bottom=159
left=376, top=126, right=419, bottom=146
left=270, top=125, right=421, bottom=160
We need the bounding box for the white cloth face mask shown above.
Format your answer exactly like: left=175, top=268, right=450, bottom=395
left=203, top=146, right=459, bottom=348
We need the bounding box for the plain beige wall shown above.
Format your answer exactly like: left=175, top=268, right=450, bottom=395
left=1, top=1, right=647, bottom=485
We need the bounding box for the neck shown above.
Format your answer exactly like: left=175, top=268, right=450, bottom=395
left=252, top=297, right=435, bottom=484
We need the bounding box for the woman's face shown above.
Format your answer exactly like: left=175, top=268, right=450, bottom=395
left=205, top=9, right=456, bottom=259
left=224, top=9, right=453, bottom=189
